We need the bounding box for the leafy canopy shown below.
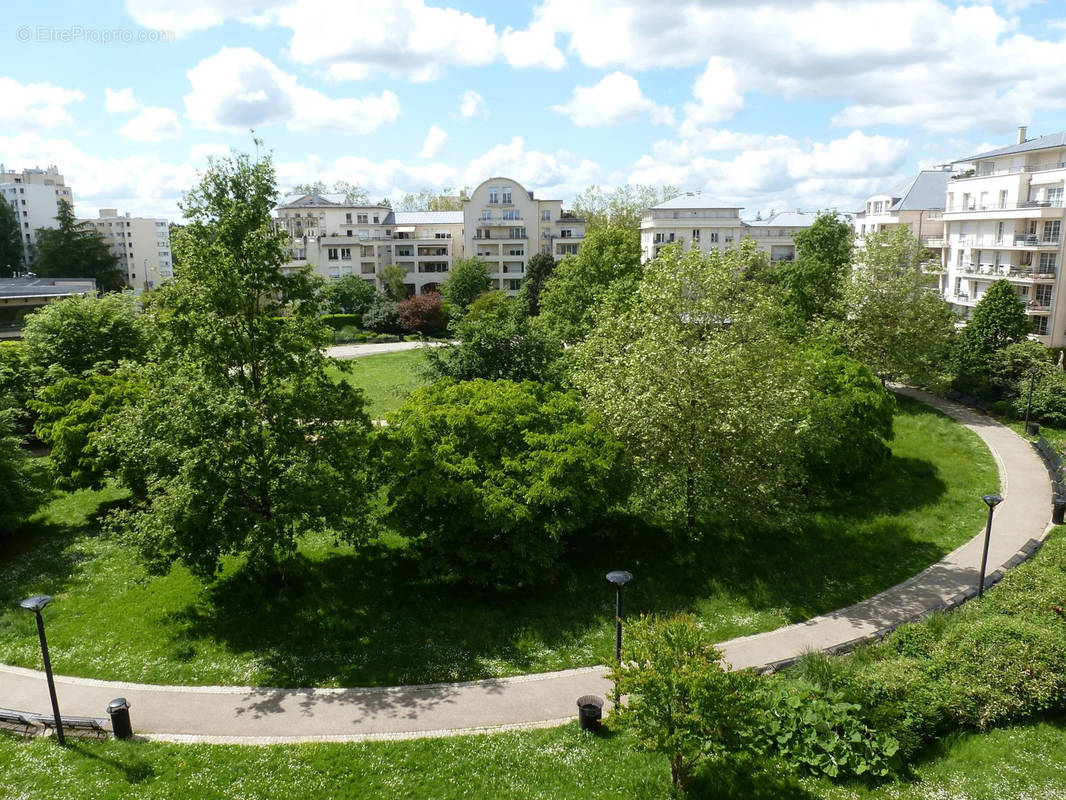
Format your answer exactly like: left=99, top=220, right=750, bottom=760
left=0, top=195, right=24, bottom=277
left=31, top=199, right=124, bottom=291
left=440, top=256, right=492, bottom=311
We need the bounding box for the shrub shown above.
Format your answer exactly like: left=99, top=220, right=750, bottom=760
left=362, top=292, right=401, bottom=334
left=380, top=379, right=630, bottom=588
left=321, top=313, right=363, bottom=331
left=397, top=292, right=447, bottom=336
left=333, top=326, right=361, bottom=344
left=0, top=340, right=33, bottom=424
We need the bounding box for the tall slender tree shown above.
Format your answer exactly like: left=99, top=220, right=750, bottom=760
left=32, top=200, right=124, bottom=290
left=0, top=196, right=24, bottom=277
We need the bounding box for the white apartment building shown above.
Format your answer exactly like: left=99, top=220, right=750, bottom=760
left=80, top=209, right=173, bottom=290
left=854, top=169, right=953, bottom=244
left=941, top=127, right=1066, bottom=344
left=463, top=177, right=585, bottom=293
left=274, top=193, right=464, bottom=295
left=0, top=165, right=74, bottom=265
left=639, top=193, right=816, bottom=263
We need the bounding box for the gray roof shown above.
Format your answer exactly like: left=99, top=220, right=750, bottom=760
left=744, top=211, right=816, bottom=228
left=0, top=277, right=96, bottom=299
left=650, top=192, right=742, bottom=210
left=393, top=211, right=463, bottom=225
left=953, top=130, right=1066, bottom=164
left=879, top=170, right=953, bottom=211
left=276, top=193, right=392, bottom=209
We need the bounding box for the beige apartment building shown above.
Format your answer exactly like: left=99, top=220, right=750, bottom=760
left=0, top=165, right=75, bottom=265
left=80, top=209, right=173, bottom=290
left=639, top=193, right=816, bottom=263
left=463, top=177, right=585, bottom=293
left=941, top=127, right=1066, bottom=344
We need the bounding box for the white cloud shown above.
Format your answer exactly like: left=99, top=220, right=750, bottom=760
left=123, top=0, right=275, bottom=38
left=0, top=77, right=83, bottom=131
left=679, top=58, right=747, bottom=135
left=551, top=72, right=673, bottom=127
left=455, top=89, right=488, bottom=119
left=461, top=136, right=599, bottom=197
left=419, top=124, right=448, bottom=158
left=500, top=21, right=565, bottom=69
left=184, top=47, right=400, bottom=133
left=118, top=107, right=184, bottom=142
left=105, top=88, right=139, bottom=114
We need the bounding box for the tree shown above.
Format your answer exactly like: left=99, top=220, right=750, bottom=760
left=380, top=264, right=409, bottom=301
left=440, top=256, right=491, bottom=311
left=31, top=200, right=124, bottom=290
left=397, top=291, right=447, bottom=335
left=394, top=187, right=467, bottom=211
left=0, top=195, right=24, bottom=277
left=516, top=251, right=556, bottom=317
left=775, top=211, right=853, bottom=322
left=572, top=184, right=680, bottom=230
left=321, top=274, right=376, bottom=315
left=609, top=615, right=763, bottom=791
left=841, top=227, right=956, bottom=384
left=21, top=292, right=147, bottom=379
left=538, top=226, right=642, bottom=345
left=380, top=378, right=629, bottom=588
left=953, top=279, right=1031, bottom=396
left=425, top=292, right=563, bottom=383
left=573, top=241, right=805, bottom=532
left=0, top=409, right=44, bottom=534
left=103, top=146, right=374, bottom=578
left=362, top=291, right=401, bottom=333
left=291, top=181, right=369, bottom=205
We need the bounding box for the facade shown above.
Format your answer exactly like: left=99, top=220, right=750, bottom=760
left=79, top=209, right=173, bottom=290
left=941, top=127, right=1066, bottom=344
left=0, top=165, right=74, bottom=265
left=463, top=177, right=585, bottom=293
left=0, top=277, right=96, bottom=337
left=274, top=193, right=464, bottom=295
left=639, top=192, right=816, bottom=263
left=853, top=168, right=953, bottom=245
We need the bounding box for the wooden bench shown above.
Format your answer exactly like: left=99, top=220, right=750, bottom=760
left=32, top=713, right=110, bottom=737
left=0, top=708, right=38, bottom=735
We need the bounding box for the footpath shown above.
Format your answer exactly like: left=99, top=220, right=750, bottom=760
left=0, top=388, right=1053, bottom=743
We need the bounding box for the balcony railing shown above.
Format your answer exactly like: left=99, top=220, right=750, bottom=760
left=954, top=234, right=1060, bottom=247
left=921, top=236, right=946, bottom=247
left=946, top=200, right=1065, bottom=213
left=966, top=161, right=1066, bottom=178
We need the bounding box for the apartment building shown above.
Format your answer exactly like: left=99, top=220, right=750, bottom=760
left=0, top=165, right=75, bottom=265
left=854, top=169, right=952, bottom=243
left=79, top=209, right=173, bottom=290
left=941, top=127, right=1066, bottom=344
left=275, top=193, right=464, bottom=295
left=639, top=193, right=816, bottom=263
left=463, top=177, right=585, bottom=293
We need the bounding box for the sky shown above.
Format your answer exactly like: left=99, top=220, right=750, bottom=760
left=3, top=0, right=1066, bottom=221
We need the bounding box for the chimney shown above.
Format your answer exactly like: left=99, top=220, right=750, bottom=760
left=1018, top=126, right=1028, bottom=144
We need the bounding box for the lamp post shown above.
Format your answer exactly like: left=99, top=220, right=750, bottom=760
left=606, top=570, right=633, bottom=664
left=19, top=595, right=65, bottom=745
left=978, top=495, right=1004, bottom=598
left=1024, top=369, right=1037, bottom=435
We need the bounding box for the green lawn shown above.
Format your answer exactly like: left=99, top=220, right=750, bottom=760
left=0, top=394, right=999, bottom=687
left=325, top=349, right=431, bottom=418
left=3, top=717, right=1066, bottom=800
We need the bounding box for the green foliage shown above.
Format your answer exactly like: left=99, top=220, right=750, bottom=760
left=426, top=292, right=562, bottom=383
left=103, top=146, right=374, bottom=578
left=0, top=194, right=24, bottom=277
left=397, top=291, right=447, bottom=335
left=320, top=313, right=363, bottom=331
left=842, top=227, right=956, bottom=383
left=380, top=378, right=629, bottom=588
left=21, top=292, right=147, bottom=379
left=292, top=180, right=369, bottom=204
left=776, top=212, right=853, bottom=322
left=757, top=680, right=900, bottom=779
left=609, top=615, right=763, bottom=790
left=321, top=274, right=376, bottom=315
left=953, top=279, right=1031, bottom=395
left=0, top=340, right=32, bottom=420
left=571, top=183, right=679, bottom=230
left=992, top=340, right=1053, bottom=399
left=0, top=409, right=44, bottom=531
left=30, top=368, right=145, bottom=489
left=538, top=226, right=642, bottom=345
left=393, top=187, right=467, bottom=211
left=30, top=199, right=124, bottom=290
left=1019, top=370, right=1066, bottom=426
left=573, top=240, right=804, bottom=532
left=361, top=291, right=401, bottom=333
left=380, top=264, right=409, bottom=301
left=516, top=251, right=556, bottom=317
left=440, top=256, right=492, bottom=311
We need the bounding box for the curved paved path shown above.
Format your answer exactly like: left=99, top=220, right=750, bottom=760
left=0, top=389, right=1053, bottom=743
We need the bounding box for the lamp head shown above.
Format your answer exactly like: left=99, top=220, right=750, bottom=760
left=982, top=494, right=1004, bottom=509
left=606, top=570, right=633, bottom=587
left=20, top=595, right=51, bottom=613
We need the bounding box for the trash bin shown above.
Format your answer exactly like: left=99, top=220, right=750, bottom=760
left=576, top=695, right=604, bottom=731
left=1028, top=422, right=1041, bottom=436
left=107, top=698, right=132, bottom=740
left=1055, top=500, right=1066, bottom=526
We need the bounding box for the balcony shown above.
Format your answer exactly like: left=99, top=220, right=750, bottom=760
left=1027, top=299, right=1052, bottom=312
left=920, top=236, right=946, bottom=247
left=966, top=160, right=1066, bottom=178
left=945, top=200, right=1065, bottom=213
left=477, top=216, right=523, bottom=225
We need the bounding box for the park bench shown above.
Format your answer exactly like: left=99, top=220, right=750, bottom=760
left=31, top=713, right=110, bottom=738
left=0, top=708, right=38, bottom=735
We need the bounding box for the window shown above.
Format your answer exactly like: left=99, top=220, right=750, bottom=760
left=1049, top=187, right=1064, bottom=207
left=508, top=227, right=526, bottom=239
left=327, top=248, right=339, bottom=261
left=434, top=232, right=451, bottom=239
left=999, top=190, right=1008, bottom=209
left=373, top=215, right=379, bottom=224
left=504, top=278, right=522, bottom=291
left=509, top=248, right=524, bottom=256
left=1036, top=283, right=1053, bottom=305
left=1032, top=315, right=1049, bottom=335
left=1039, top=252, right=1057, bottom=272
left=541, top=210, right=550, bottom=221
left=340, top=247, right=352, bottom=260
left=346, top=213, right=352, bottom=223
left=347, top=230, right=353, bottom=237
left=557, top=243, right=578, bottom=256
left=691, top=229, right=700, bottom=242
left=489, top=188, right=499, bottom=204
left=559, top=229, right=573, bottom=238
left=709, top=231, right=719, bottom=243
left=478, top=228, right=491, bottom=239
left=503, top=209, right=520, bottom=220
left=357, top=213, right=368, bottom=223
left=1044, top=220, right=1061, bottom=243
left=502, top=188, right=512, bottom=204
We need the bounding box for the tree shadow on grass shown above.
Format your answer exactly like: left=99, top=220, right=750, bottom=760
left=685, top=756, right=821, bottom=799
left=67, top=741, right=155, bottom=785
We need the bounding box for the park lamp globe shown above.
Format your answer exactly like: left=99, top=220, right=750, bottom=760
left=20, top=594, right=51, bottom=613
left=977, top=494, right=1005, bottom=599
left=606, top=571, right=633, bottom=664
left=982, top=494, right=1004, bottom=509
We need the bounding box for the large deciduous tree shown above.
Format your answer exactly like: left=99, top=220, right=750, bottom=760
left=0, top=409, right=44, bottom=534
left=440, top=256, right=491, bottom=312
left=105, top=146, right=374, bottom=578
left=0, top=195, right=24, bottom=277
left=321, top=274, right=376, bottom=315
left=775, top=211, right=853, bottom=322
left=516, top=251, right=556, bottom=317
left=571, top=184, right=679, bottom=230
left=31, top=200, right=124, bottom=291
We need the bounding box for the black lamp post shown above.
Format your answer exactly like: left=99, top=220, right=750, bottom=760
left=1024, top=369, right=1038, bottom=435
left=978, top=495, right=1004, bottom=598
left=19, top=594, right=65, bottom=745
left=606, top=570, right=633, bottom=664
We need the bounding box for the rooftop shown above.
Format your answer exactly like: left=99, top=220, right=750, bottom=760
left=872, top=169, right=953, bottom=212
left=392, top=211, right=463, bottom=225
left=744, top=210, right=817, bottom=228
left=649, top=192, right=742, bottom=210
left=953, top=130, right=1066, bottom=164
left=0, top=277, right=97, bottom=299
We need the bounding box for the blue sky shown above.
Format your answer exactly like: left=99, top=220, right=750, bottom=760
left=3, top=0, right=1066, bottom=220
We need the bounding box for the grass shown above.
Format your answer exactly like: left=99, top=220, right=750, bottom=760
left=3, top=717, right=1066, bottom=799
left=325, top=349, right=431, bottom=418
left=0, top=393, right=999, bottom=687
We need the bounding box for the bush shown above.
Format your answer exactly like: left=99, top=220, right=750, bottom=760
left=380, top=379, right=630, bottom=588
left=397, top=292, right=447, bottom=336
left=321, top=313, right=363, bottom=331
left=362, top=292, right=401, bottom=334
left=321, top=274, right=376, bottom=315
left=0, top=409, right=44, bottom=532
left=0, top=340, right=33, bottom=424
left=333, top=326, right=361, bottom=344
left=1016, top=370, right=1066, bottom=427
